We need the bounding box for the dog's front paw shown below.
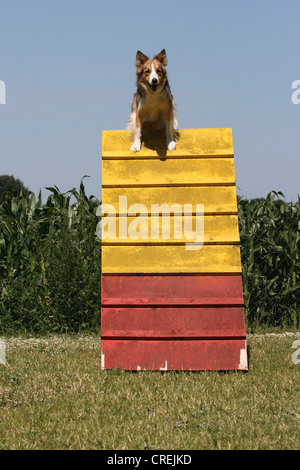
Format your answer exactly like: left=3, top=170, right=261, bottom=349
left=167, top=140, right=177, bottom=151
left=130, top=140, right=141, bottom=152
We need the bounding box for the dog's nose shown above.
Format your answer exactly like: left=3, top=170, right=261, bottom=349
left=151, top=78, right=158, bottom=84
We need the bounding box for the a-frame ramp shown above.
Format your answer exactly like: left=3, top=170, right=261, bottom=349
left=101, top=128, right=248, bottom=371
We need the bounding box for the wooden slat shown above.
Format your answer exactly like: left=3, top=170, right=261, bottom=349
left=102, top=275, right=244, bottom=305
left=102, top=158, right=235, bottom=187
left=101, top=307, right=246, bottom=339
left=101, top=214, right=240, bottom=244
left=101, top=339, right=248, bottom=371
left=102, top=186, right=238, bottom=215
left=102, top=245, right=242, bottom=274
left=102, top=128, right=234, bottom=158
left=103, top=298, right=243, bottom=307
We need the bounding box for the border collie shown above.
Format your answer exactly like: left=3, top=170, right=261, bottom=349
left=128, top=49, right=178, bottom=152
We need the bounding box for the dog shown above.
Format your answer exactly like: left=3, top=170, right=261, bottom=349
left=127, top=49, right=178, bottom=152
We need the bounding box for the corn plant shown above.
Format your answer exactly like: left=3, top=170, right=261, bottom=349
left=238, top=191, right=300, bottom=329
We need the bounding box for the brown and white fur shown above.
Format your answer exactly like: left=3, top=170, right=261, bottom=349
left=128, top=49, right=178, bottom=152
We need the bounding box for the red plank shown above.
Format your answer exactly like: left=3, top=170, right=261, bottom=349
left=101, top=339, right=248, bottom=371
left=101, top=307, right=246, bottom=339
left=101, top=275, right=244, bottom=306
left=101, top=274, right=247, bottom=371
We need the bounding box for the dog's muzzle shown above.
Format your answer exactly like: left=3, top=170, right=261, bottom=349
left=148, top=77, right=158, bottom=92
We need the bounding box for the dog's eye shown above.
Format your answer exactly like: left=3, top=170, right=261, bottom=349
left=144, top=69, right=150, bottom=74
left=157, top=68, right=162, bottom=74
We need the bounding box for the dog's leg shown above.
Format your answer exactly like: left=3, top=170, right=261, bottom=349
left=130, top=113, right=142, bottom=152
left=166, top=119, right=177, bottom=151
left=131, top=128, right=141, bottom=152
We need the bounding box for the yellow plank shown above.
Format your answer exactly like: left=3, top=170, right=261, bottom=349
left=102, top=158, right=235, bottom=187
left=102, top=186, right=238, bottom=215
left=102, top=245, right=242, bottom=273
left=102, top=215, right=240, bottom=245
left=102, top=128, right=233, bottom=158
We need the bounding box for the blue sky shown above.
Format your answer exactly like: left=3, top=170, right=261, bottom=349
left=0, top=0, right=299, bottom=201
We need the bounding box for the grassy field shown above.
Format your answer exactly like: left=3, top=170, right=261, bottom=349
left=0, top=333, right=299, bottom=450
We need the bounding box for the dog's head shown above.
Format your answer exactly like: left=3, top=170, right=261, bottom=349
left=135, top=49, right=168, bottom=93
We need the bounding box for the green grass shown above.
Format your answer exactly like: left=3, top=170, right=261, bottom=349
left=0, top=333, right=299, bottom=450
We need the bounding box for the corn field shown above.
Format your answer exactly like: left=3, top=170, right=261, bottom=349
left=239, top=191, right=300, bottom=329
left=0, top=185, right=299, bottom=333
left=0, top=178, right=101, bottom=333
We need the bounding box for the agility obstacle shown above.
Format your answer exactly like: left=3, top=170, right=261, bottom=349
left=101, top=128, right=248, bottom=371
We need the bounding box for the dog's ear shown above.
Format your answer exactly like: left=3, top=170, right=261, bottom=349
left=154, top=49, right=167, bottom=66
left=136, top=51, right=149, bottom=67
